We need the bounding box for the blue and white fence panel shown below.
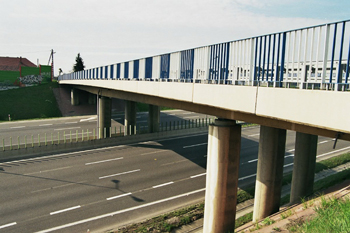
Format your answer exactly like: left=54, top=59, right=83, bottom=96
left=59, top=20, right=350, bottom=91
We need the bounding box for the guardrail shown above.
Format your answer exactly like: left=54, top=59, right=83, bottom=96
left=59, top=20, right=350, bottom=91
left=1, top=118, right=214, bottom=152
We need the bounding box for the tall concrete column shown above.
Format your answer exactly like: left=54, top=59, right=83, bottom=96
left=70, top=88, right=79, bottom=106
left=98, top=96, right=112, bottom=139
left=253, top=126, right=286, bottom=222
left=203, top=119, right=241, bottom=233
left=290, top=132, right=318, bottom=204
left=124, top=100, right=136, bottom=136
left=148, top=105, right=160, bottom=133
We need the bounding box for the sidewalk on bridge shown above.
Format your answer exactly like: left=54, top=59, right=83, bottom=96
left=173, top=161, right=350, bottom=233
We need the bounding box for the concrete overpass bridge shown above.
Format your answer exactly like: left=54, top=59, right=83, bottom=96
left=59, top=20, right=350, bottom=232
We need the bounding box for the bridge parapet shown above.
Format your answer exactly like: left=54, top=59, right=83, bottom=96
left=59, top=19, right=350, bottom=91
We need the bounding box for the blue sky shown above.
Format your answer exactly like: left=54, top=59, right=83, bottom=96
left=0, top=0, right=349, bottom=75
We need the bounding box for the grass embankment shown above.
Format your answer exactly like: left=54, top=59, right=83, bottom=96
left=113, top=152, right=350, bottom=232
left=289, top=196, right=350, bottom=232
left=0, top=82, right=61, bottom=121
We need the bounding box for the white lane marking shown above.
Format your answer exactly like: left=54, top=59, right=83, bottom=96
left=248, top=133, right=260, bottom=137
left=54, top=127, right=81, bottom=131
left=287, top=149, right=295, bottom=152
left=0, top=145, right=126, bottom=166
left=285, top=154, right=294, bottom=158
left=317, top=146, right=350, bottom=158
left=80, top=117, right=97, bottom=122
left=152, top=182, right=174, bottom=189
left=106, top=192, right=132, bottom=201
left=190, top=173, right=206, bottom=178
left=248, top=159, right=258, bottom=163
left=238, top=174, right=256, bottom=181
left=99, top=169, right=140, bottom=179
left=85, top=157, right=123, bottom=165
left=24, top=166, right=72, bottom=175
left=35, top=188, right=206, bottom=233
left=183, top=142, right=207, bottom=148
left=184, top=116, right=200, bottom=119
left=39, top=124, right=53, bottom=127
left=50, top=206, right=81, bottom=215
left=65, top=122, right=78, bottom=124
left=10, top=126, right=25, bottom=129
left=141, top=150, right=166, bottom=156
left=284, top=163, right=293, bottom=168
left=319, top=140, right=329, bottom=144
left=0, top=222, right=17, bottom=229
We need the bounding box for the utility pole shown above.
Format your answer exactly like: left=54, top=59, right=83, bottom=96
left=48, top=49, right=56, bottom=81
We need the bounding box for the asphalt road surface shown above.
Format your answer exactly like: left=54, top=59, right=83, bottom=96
left=0, top=125, right=349, bottom=232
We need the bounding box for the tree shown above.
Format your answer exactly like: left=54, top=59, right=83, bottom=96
left=73, top=53, right=85, bottom=72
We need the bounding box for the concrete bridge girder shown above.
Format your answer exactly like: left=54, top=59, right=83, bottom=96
left=72, top=84, right=350, bottom=142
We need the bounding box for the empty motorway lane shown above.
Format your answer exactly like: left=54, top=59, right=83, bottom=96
left=0, top=126, right=349, bottom=232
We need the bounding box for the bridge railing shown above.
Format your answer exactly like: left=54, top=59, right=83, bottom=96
left=59, top=20, right=350, bottom=91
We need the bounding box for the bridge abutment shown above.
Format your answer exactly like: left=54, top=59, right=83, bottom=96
left=290, top=132, right=318, bottom=204
left=124, top=100, right=136, bottom=136
left=97, top=96, right=112, bottom=139
left=253, top=126, right=286, bottom=222
left=148, top=104, right=160, bottom=133
left=203, top=119, right=241, bottom=233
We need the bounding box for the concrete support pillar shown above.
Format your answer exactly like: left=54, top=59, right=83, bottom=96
left=148, top=105, right=160, bottom=133
left=290, top=132, right=318, bottom=204
left=203, top=119, right=241, bottom=233
left=97, top=96, right=112, bottom=139
left=70, top=88, right=79, bottom=106
left=253, top=126, right=286, bottom=222
left=124, top=100, right=136, bottom=136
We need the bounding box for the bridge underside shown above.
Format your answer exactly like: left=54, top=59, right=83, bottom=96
left=69, top=82, right=350, bottom=142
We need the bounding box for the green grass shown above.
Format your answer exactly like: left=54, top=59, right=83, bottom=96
left=0, top=82, right=61, bottom=121
left=291, top=197, right=350, bottom=232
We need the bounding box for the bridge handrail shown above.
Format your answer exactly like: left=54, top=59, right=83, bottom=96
left=59, top=19, right=350, bottom=91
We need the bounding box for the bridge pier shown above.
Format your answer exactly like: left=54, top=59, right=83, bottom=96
left=70, top=88, right=79, bottom=106
left=290, top=132, right=318, bottom=204
left=253, top=126, right=286, bottom=222
left=125, top=100, right=136, bottom=136
left=148, top=105, right=160, bottom=133
left=97, top=96, right=112, bottom=139
left=203, top=119, right=241, bottom=233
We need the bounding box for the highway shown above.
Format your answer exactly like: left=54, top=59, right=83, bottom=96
left=0, top=110, right=211, bottom=147
left=0, top=124, right=350, bottom=232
